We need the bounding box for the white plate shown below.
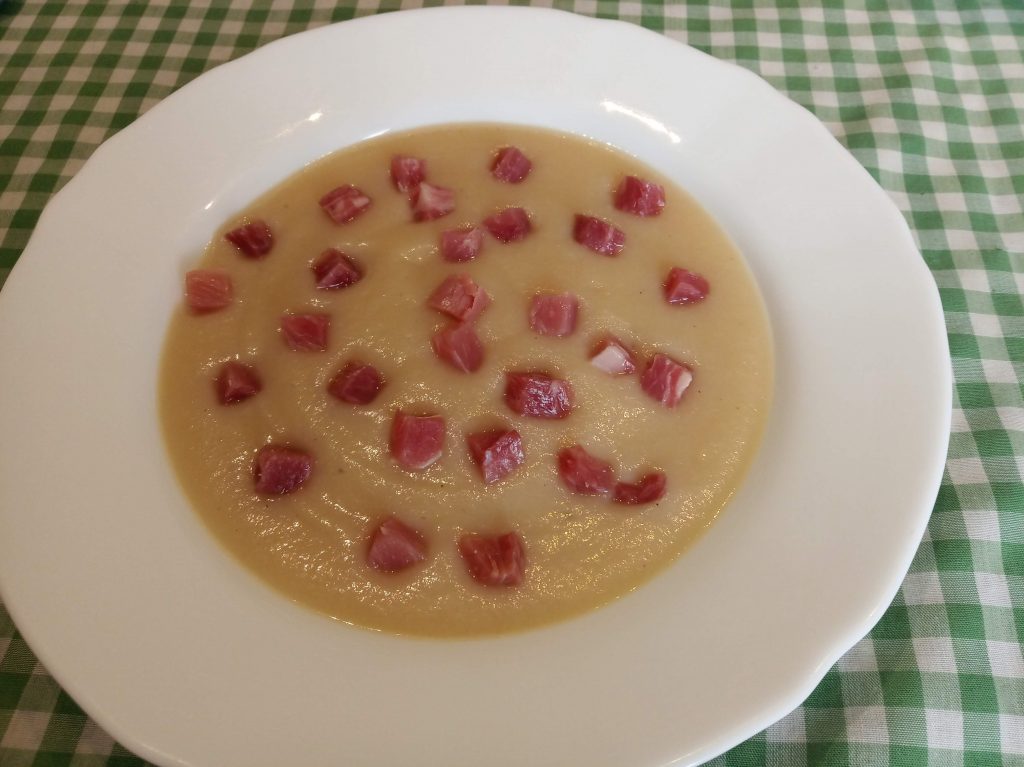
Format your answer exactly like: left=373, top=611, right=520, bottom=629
left=0, top=8, right=950, bottom=767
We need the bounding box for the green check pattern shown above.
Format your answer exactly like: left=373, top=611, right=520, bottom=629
left=1, top=1, right=1021, bottom=765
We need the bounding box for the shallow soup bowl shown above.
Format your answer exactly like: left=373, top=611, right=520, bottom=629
left=0, top=8, right=951, bottom=767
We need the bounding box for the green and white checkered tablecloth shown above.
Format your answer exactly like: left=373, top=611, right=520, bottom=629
left=1, top=1, right=1021, bottom=765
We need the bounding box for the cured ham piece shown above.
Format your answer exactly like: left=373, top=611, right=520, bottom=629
left=390, top=410, right=445, bottom=471
left=483, top=207, right=532, bottom=243
left=427, top=274, right=491, bottom=322
left=253, top=445, right=313, bottom=495
left=573, top=215, right=625, bottom=256
left=640, top=353, right=693, bottom=407
left=215, top=361, right=261, bottom=404
left=327, top=362, right=384, bottom=405
left=664, top=267, right=709, bottom=305
left=225, top=220, right=273, bottom=258
left=491, top=146, right=532, bottom=183
left=390, top=155, right=426, bottom=194
left=367, top=516, right=427, bottom=572
left=440, top=226, right=484, bottom=262
left=588, top=336, right=636, bottom=375
left=613, top=472, right=667, bottom=505
left=529, top=293, right=579, bottom=337
left=504, top=372, right=574, bottom=419
left=432, top=323, right=485, bottom=373
left=458, top=532, right=526, bottom=587
left=411, top=182, right=455, bottom=222
left=312, top=249, right=363, bottom=290
left=614, top=176, right=666, bottom=217
left=280, top=313, right=330, bottom=351
left=185, top=270, right=232, bottom=313
left=466, top=429, right=524, bottom=484
left=557, top=445, right=615, bottom=495
left=319, top=185, right=372, bottom=224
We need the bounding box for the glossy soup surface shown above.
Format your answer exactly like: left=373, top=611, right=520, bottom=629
left=159, top=124, right=773, bottom=637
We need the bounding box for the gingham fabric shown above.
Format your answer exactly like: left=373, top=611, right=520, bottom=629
left=1, top=1, right=1021, bottom=765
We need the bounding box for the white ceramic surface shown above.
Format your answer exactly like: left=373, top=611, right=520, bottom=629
left=0, top=8, right=950, bottom=767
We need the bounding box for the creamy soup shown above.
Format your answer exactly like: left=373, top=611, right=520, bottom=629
left=160, top=124, right=773, bottom=637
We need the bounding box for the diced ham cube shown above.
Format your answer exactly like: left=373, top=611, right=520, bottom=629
left=225, top=220, right=274, bottom=258
left=215, top=361, right=261, bottom=405
left=529, top=292, right=579, bottom=337
left=432, top=323, right=484, bottom=373
left=614, top=176, right=666, bottom=217
left=613, top=472, right=668, bottom=505
left=390, top=410, right=445, bottom=471
left=184, top=270, right=233, bottom=313
left=327, top=361, right=385, bottom=405
left=557, top=445, right=615, bottom=496
left=483, top=207, right=532, bottom=243
left=589, top=336, right=637, bottom=375
left=280, top=313, right=330, bottom=351
left=491, top=146, right=532, bottom=184
left=312, top=249, right=363, bottom=290
left=411, top=182, right=455, bottom=222
left=427, top=274, right=491, bottom=322
left=253, top=445, right=313, bottom=495
left=458, top=532, right=526, bottom=587
left=467, top=429, right=525, bottom=484
left=573, top=215, right=625, bottom=257
left=319, top=185, right=372, bottom=224
left=504, top=372, right=574, bottom=419
left=390, top=155, right=426, bottom=195
left=366, top=516, right=427, bottom=572
left=641, top=353, right=694, bottom=407
left=664, top=267, right=710, bottom=305
left=440, top=226, right=484, bottom=263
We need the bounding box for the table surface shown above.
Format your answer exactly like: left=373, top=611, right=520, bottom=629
left=1, top=1, right=1022, bottom=765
